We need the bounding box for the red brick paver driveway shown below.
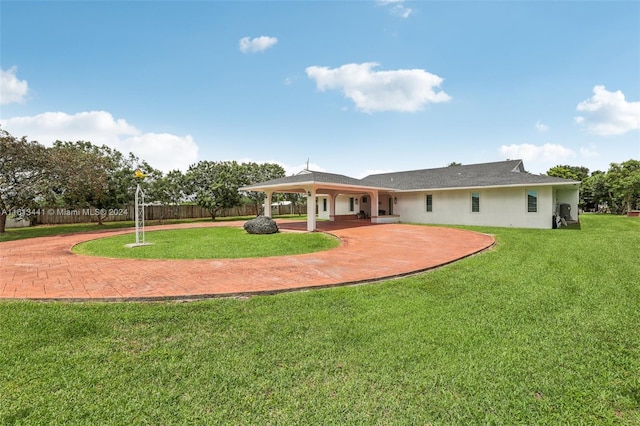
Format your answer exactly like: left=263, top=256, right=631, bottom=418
left=0, top=221, right=494, bottom=301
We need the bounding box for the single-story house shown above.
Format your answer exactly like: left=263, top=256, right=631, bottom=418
left=240, top=159, right=580, bottom=231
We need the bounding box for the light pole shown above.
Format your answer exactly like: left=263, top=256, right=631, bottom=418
left=127, top=169, right=152, bottom=247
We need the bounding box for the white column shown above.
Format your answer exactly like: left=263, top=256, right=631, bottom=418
left=306, top=187, right=316, bottom=231
left=370, top=191, right=379, bottom=218
left=264, top=191, right=273, bottom=218
left=324, top=191, right=338, bottom=222
left=329, top=194, right=338, bottom=222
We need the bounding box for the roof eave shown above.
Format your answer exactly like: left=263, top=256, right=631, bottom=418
left=393, top=181, right=581, bottom=192
left=240, top=181, right=396, bottom=193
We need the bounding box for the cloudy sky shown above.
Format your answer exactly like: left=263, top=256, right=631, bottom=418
left=1, top=1, right=638, bottom=176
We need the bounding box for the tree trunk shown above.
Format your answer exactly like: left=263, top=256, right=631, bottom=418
left=0, top=213, right=6, bottom=233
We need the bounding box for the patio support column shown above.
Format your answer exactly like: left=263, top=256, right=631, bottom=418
left=370, top=191, right=379, bottom=219
left=329, top=193, right=337, bottom=222
left=306, top=187, right=316, bottom=231
left=264, top=191, right=273, bottom=218
left=324, top=190, right=338, bottom=222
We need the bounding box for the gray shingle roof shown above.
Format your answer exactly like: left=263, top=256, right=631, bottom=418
left=242, top=170, right=369, bottom=190
left=242, top=160, right=579, bottom=192
left=361, top=160, right=579, bottom=190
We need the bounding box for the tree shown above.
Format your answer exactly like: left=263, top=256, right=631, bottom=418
left=185, top=161, right=243, bottom=220
left=0, top=129, right=50, bottom=233
left=283, top=192, right=305, bottom=215
left=147, top=169, right=187, bottom=222
left=581, top=171, right=609, bottom=212
left=48, top=141, right=159, bottom=224
left=447, top=162, right=462, bottom=167
left=239, top=162, right=286, bottom=216
left=547, top=165, right=590, bottom=182
left=48, top=141, right=111, bottom=211
left=605, top=160, right=640, bottom=214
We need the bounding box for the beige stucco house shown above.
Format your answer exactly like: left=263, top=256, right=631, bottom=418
left=241, top=160, right=580, bottom=231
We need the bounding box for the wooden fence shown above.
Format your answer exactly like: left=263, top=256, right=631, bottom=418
left=34, top=203, right=304, bottom=225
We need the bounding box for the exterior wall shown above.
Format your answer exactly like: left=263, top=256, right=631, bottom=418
left=321, top=185, right=579, bottom=228
left=334, top=194, right=359, bottom=215
left=396, top=186, right=559, bottom=229
left=317, top=196, right=330, bottom=220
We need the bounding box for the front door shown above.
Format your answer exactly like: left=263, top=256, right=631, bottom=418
left=388, top=197, right=393, bottom=215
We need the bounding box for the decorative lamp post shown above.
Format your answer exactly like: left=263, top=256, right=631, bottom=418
left=127, top=169, right=152, bottom=247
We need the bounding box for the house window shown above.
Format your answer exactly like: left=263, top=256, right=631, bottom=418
left=471, top=192, right=480, bottom=213
left=349, top=197, right=355, bottom=212
left=527, top=190, right=538, bottom=213
left=426, top=194, right=433, bottom=212
left=323, top=198, right=327, bottom=212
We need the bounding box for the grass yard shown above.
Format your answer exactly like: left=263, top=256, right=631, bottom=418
left=0, top=214, right=306, bottom=243
left=72, top=227, right=340, bottom=259
left=0, top=214, right=638, bottom=424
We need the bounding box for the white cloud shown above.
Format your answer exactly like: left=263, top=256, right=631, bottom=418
left=575, top=85, right=640, bottom=135
left=579, top=144, right=599, bottom=158
left=377, top=0, right=413, bottom=18
left=0, top=66, right=29, bottom=105
left=0, top=111, right=198, bottom=171
left=498, top=143, right=575, bottom=163
left=390, top=4, right=412, bottom=18
left=535, top=120, right=549, bottom=132
left=306, top=62, right=451, bottom=113
left=239, top=36, right=278, bottom=53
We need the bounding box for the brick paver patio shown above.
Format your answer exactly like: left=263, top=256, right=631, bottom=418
left=0, top=220, right=494, bottom=301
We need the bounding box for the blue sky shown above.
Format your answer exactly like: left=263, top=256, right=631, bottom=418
left=1, top=0, right=638, bottom=177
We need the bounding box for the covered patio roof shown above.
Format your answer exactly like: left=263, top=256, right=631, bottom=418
left=240, top=170, right=394, bottom=231
left=241, top=170, right=393, bottom=194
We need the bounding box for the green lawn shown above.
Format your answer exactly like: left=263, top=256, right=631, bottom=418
left=0, top=214, right=306, bottom=243
left=1, top=214, right=638, bottom=424
left=72, top=227, right=340, bottom=259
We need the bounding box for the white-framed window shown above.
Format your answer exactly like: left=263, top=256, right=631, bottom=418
left=349, top=197, right=355, bottom=212
left=323, top=198, right=327, bottom=212
left=471, top=192, right=480, bottom=213
left=527, top=190, right=538, bottom=213
left=426, top=194, right=433, bottom=212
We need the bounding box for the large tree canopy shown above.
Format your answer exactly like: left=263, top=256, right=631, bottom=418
left=0, top=129, right=50, bottom=233
left=549, top=160, right=640, bottom=214
left=184, top=161, right=285, bottom=219
left=606, top=160, right=640, bottom=213
left=239, top=162, right=286, bottom=215
left=547, top=165, right=590, bottom=182
left=185, top=161, right=244, bottom=220
left=48, top=140, right=159, bottom=224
